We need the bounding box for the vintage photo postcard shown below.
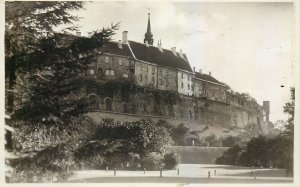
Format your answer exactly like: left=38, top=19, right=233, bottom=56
left=2, top=0, right=299, bottom=186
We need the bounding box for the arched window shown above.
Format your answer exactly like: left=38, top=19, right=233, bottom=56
left=88, top=95, right=99, bottom=110
left=105, top=98, right=112, bottom=111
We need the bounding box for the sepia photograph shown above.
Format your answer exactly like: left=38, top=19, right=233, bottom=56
left=3, top=0, right=298, bottom=185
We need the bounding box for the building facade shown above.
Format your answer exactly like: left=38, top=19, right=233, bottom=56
left=81, top=12, right=271, bottom=134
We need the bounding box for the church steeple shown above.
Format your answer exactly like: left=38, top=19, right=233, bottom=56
left=144, top=12, right=154, bottom=45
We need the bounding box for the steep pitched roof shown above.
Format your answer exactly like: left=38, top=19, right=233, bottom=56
left=194, top=72, right=224, bottom=85
left=102, top=42, right=135, bottom=58
left=128, top=41, right=193, bottom=72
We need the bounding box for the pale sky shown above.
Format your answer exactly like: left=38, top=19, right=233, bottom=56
left=72, top=2, right=294, bottom=123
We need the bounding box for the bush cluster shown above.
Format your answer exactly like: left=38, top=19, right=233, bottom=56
left=215, top=135, right=293, bottom=173
left=11, top=118, right=180, bottom=182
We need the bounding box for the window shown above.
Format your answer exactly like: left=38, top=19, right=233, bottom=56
left=139, top=74, right=143, bottom=81
left=223, top=92, right=226, bottom=100
left=181, top=82, right=184, bottom=88
left=145, top=75, right=148, bottom=82
left=188, top=75, right=190, bottom=81
left=181, top=73, right=183, bottom=79
left=188, top=84, right=190, bottom=90
left=110, top=70, right=115, bottom=76
left=152, top=67, right=155, bottom=73
left=152, top=77, right=155, bottom=83
left=159, top=79, right=162, bottom=85
left=105, top=69, right=110, bottom=75
left=89, top=69, right=95, bottom=75
left=144, top=66, right=148, bottom=72
left=125, top=60, right=129, bottom=66
left=191, top=85, right=194, bottom=91
left=166, top=79, right=169, bottom=85
left=119, top=59, right=123, bottom=66
left=123, top=73, right=128, bottom=78
left=158, top=69, right=162, bottom=76
left=105, top=56, right=109, bottom=63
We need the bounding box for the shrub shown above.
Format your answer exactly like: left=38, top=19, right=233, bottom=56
left=221, top=136, right=241, bottom=147
left=205, top=134, right=221, bottom=147
left=127, top=153, right=141, bottom=170
left=171, top=123, right=190, bottom=145
left=92, top=118, right=173, bottom=155
left=215, top=144, right=242, bottom=165
left=164, top=152, right=180, bottom=170
left=141, top=152, right=164, bottom=170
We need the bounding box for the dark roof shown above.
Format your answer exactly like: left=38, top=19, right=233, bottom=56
left=102, top=42, right=134, bottom=58
left=194, top=72, right=224, bottom=85
left=128, top=41, right=192, bottom=72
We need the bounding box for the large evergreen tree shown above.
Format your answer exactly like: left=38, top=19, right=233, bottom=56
left=5, top=1, right=84, bottom=112
left=5, top=1, right=120, bottom=182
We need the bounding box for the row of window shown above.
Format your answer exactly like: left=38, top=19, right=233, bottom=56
left=180, top=73, right=193, bottom=81
left=89, top=69, right=128, bottom=78
left=139, top=74, right=155, bottom=83
left=105, top=56, right=130, bottom=66
left=181, top=82, right=194, bottom=91
left=137, top=64, right=156, bottom=73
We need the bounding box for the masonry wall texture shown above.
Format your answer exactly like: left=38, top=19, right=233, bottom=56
left=83, top=82, right=269, bottom=134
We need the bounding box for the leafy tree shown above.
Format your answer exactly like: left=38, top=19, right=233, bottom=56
left=283, top=87, right=295, bottom=138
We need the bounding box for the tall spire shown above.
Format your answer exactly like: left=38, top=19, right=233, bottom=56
left=144, top=11, right=153, bottom=45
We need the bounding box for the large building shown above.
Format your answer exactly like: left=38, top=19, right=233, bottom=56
left=83, top=12, right=271, bottom=134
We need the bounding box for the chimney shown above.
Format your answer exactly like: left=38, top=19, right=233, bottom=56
left=157, top=40, right=163, bottom=52
left=88, top=32, right=92, bottom=37
left=209, top=71, right=212, bottom=76
left=118, top=40, right=123, bottom=49
left=76, top=31, right=81, bottom=37
left=193, top=67, right=195, bottom=73
left=171, top=47, right=177, bottom=56
left=122, top=31, right=128, bottom=44
left=199, top=69, right=202, bottom=74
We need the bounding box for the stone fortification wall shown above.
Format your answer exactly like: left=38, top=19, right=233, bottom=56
left=83, top=81, right=267, bottom=133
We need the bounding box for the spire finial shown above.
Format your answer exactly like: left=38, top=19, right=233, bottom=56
left=144, top=9, right=153, bottom=45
